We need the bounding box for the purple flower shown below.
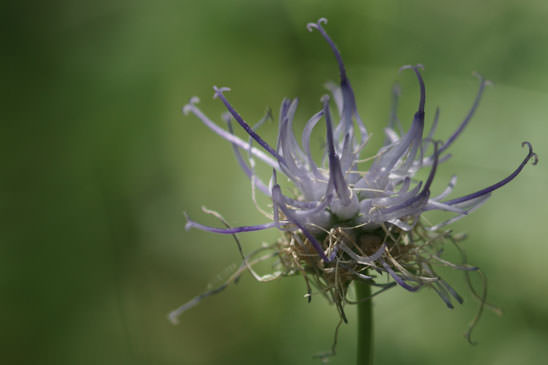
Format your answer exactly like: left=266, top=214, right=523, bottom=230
left=172, top=18, right=537, bottom=340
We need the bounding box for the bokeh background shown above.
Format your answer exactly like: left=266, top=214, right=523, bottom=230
left=3, top=1, right=548, bottom=364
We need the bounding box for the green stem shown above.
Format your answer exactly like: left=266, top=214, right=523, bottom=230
left=355, top=279, right=373, bottom=365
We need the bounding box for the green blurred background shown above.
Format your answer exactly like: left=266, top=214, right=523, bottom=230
left=2, top=1, right=547, bottom=364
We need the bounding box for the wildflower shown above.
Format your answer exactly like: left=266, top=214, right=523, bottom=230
left=172, top=17, right=537, bottom=345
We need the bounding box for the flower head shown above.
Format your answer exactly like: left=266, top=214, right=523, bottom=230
left=172, top=18, right=537, bottom=343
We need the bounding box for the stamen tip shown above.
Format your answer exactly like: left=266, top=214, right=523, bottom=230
left=306, top=17, right=327, bottom=32
left=522, top=141, right=538, bottom=165
left=399, top=64, right=424, bottom=74
left=306, top=22, right=317, bottom=32
left=473, top=71, right=494, bottom=86
left=183, top=212, right=193, bottom=231
left=182, top=97, right=200, bottom=115
left=167, top=312, right=180, bottom=325
left=213, top=86, right=231, bottom=99
left=398, top=64, right=412, bottom=73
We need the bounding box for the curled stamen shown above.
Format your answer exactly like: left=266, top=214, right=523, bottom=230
left=400, top=64, right=426, bottom=115
left=309, top=18, right=367, bottom=143
left=225, top=114, right=271, bottom=196
left=306, top=17, right=328, bottom=32
left=183, top=97, right=279, bottom=169
left=445, top=142, right=537, bottom=205
left=323, top=95, right=351, bottom=205
left=524, top=141, right=539, bottom=165
left=184, top=212, right=278, bottom=234
left=438, top=75, right=491, bottom=154
left=182, top=96, right=200, bottom=115
left=362, top=64, right=426, bottom=185
left=399, top=64, right=425, bottom=72
left=212, top=86, right=231, bottom=96
left=309, top=18, right=347, bottom=81
left=248, top=107, right=272, bottom=148
left=213, top=86, right=285, bottom=164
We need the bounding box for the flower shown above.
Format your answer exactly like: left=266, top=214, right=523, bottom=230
left=171, top=18, right=537, bottom=342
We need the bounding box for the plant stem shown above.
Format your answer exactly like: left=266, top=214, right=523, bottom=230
left=355, top=279, right=373, bottom=365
